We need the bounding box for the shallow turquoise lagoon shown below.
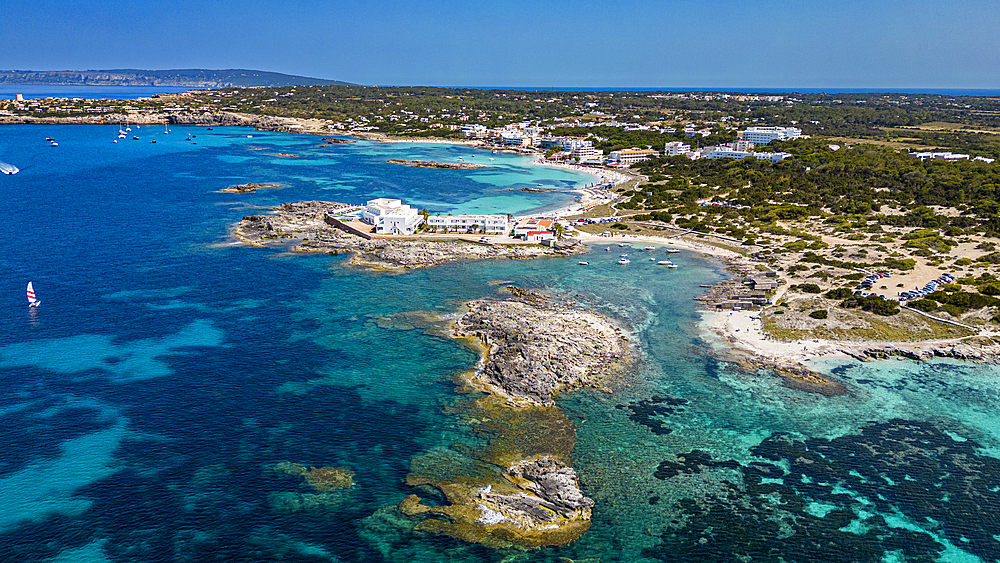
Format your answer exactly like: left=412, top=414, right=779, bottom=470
left=1, top=125, right=998, bottom=562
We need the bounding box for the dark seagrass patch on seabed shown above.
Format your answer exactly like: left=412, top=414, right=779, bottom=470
left=618, top=395, right=689, bottom=435
left=644, top=418, right=1000, bottom=562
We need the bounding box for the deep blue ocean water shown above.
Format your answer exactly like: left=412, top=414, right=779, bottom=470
left=1, top=124, right=1000, bottom=562
left=0, top=86, right=196, bottom=100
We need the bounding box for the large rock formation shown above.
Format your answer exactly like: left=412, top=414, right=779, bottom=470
left=401, top=456, right=593, bottom=549
left=454, top=287, right=631, bottom=405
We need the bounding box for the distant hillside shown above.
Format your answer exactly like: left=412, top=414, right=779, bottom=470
left=0, top=69, right=352, bottom=88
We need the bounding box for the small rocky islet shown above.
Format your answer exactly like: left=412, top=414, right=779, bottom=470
left=386, top=158, right=488, bottom=170
left=216, top=182, right=282, bottom=193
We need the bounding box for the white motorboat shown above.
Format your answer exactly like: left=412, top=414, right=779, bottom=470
left=579, top=261, right=589, bottom=265
left=657, top=261, right=678, bottom=268
left=665, top=248, right=680, bottom=253
left=618, top=258, right=630, bottom=265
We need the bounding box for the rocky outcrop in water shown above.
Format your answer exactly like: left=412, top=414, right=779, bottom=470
left=387, top=159, right=488, bottom=170
left=454, top=287, right=631, bottom=406
left=401, top=456, right=593, bottom=549
left=217, top=182, right=281, bottom=193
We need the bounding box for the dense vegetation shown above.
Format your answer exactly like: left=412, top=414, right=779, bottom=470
left=626, top=139, right=1000, bottom=237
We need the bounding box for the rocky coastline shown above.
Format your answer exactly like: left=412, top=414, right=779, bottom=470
left=1, top=111, right=338, bottom=136
left=387, top=159, right=488, bottom=170
left=232, top=200, right=583, bottom=270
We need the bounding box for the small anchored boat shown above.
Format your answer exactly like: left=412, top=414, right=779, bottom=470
left=617, top=257, right=630, bottom=265
left=578, top=261, right=589, bottom=265
left=657, top=261, right=678, bottom=268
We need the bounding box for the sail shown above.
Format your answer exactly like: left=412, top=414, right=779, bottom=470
left=27, top=281, right=37, bottom=304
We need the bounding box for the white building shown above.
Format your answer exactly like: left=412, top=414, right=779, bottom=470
left=460, top=124, right=488, bottom=138
left=703, top=148, right=792, bottom=162
left=911, top=151, right=970, bottom=162
left=664, top=141, right=692, bottom=156
left=361, top=198, right=424, bottom=235
left=754, top=152, right=793, bottom=163
left=608, top=148, right=659, bottom=165
left=512, top=218, right=555, bottom=237
left=571, top=145, right=604, bottom=162
left=738, top=126, right=802, bottom=144
left=425, top=214, right=510, bottom=233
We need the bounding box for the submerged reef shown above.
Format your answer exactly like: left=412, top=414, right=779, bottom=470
left=268, top=462, right=355, bottom=513
left=645, top=418, right=1000, bottom=562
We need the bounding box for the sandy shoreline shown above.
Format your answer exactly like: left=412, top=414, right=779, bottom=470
left=571, top=229, right=997, bottom=372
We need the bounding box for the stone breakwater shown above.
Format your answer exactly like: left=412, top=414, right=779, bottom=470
left=233, top=200, right=582, bottom=269
left=387, top=159, right=488, bottom=170
left=454, top=287, right=631, bottom=406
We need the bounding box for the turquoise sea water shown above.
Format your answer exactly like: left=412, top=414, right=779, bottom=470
left=1, top=124, right=999, bottom=562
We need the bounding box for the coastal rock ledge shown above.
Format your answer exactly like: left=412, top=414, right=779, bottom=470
left=455, top=287, right=631, bottom=406
left=233, top=200, right=581, bottom=269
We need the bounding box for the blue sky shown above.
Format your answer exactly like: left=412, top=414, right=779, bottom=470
left=2, top=0, right=998, bottom=88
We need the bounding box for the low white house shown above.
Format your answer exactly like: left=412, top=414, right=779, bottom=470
left=360, top=198, right=423, bottom=235
left=512, top=218, right=555, bottom=237
left=425, top=214, right=510, bottom=233
left=525, top=230, right=555, bottom=243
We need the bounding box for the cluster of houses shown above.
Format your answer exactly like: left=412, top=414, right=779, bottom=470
left=457, top=123, right=803, bottom=167
left=357, top=198, right=560, bottom=241
left=603, top=127, right=801, bottom=166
